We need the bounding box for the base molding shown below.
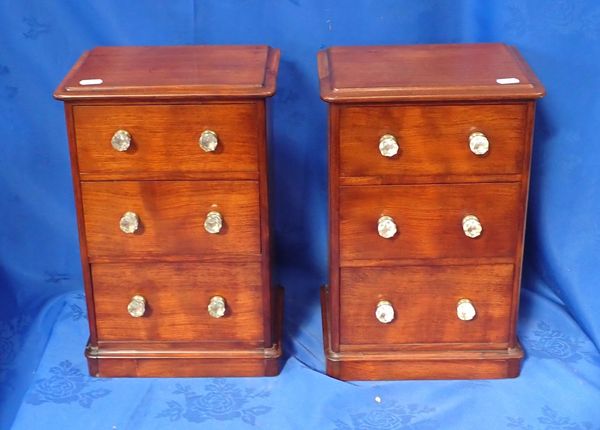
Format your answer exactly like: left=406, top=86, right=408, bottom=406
left=85, top=288, right=284, bottom=378
left=321, top=286, right=523, bottom=380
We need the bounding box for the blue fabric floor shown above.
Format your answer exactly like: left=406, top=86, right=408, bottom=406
left=2, top=267, right=599, bottom=430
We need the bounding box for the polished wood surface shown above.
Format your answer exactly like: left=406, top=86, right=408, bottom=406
left=339, top=103, right=527, bottom=179
left=63, top=104, right=99, bottom=346
left=54, top=45, right=280, bottom=100
left=58, top=45, right=281, bottom=377
left=88, top=287, right=284, bottom=377
left=339, top=265, right=514, bottom=345
left=318, top=43, right=545, bottom=102
left=322, top=286, right=522, bottom=380
left=74, top=103, right=259, bottom=180
left=81, top=181, right=260, bottom=260
left=339, top=183, right=521, bottom=261
left=93, top=262, right=263, bottom=342
left=320, top=43, right=544, bottom=380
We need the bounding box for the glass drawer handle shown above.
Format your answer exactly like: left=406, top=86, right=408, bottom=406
left=208, top=296, right=226, bottom=318
left=375, top=300, right=395, bottom=324
left=199, top=130, right=219, bottom=152
left=378, top=215, right=397, bottom=239
left=204, top=211, right=223, bottom=234
left=469, top=132, right=489, bottom=155
left=111, top=129, right=131, bottom=152
left=119, top=211, right=139, bottom=234
left=462, top=214, right=482, bottom=238
left=127, top=295, right=146, bottom=318
left=457, top=298, right=476, bottom=321
left=379, top=134, right=399, bottom=157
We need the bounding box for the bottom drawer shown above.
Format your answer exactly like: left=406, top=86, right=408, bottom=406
left=340, top=264, right=514, bottom=346
left=92, top=262, right=264, bottom=343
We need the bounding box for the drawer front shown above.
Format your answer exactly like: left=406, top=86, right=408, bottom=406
left=74, top=104, right=259, bottom=179
left=82, top=181, right=260, bottom=260
left=340, top=183, right=521, bottom=262
left=340, top=264, right=514, bottom=345
left=93, top=262, right=263, bottom=342
left=339, top=104, right=527, bottom=179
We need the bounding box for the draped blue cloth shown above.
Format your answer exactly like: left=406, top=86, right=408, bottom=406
left=1, top=1, right=598, bottom=429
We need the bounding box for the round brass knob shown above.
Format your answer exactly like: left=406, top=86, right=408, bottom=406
left=127, top=295, right=146, bottom=318
left=377, top=215, right=397, bottom=239
left=456, top=298, right=476, bottom=321
left=204, top=211, right=223, bottom=234
left=208, top=296, right=226, bottom=318
left=379, top=134, right=399, bottom=157
left=111, top=129, right=132, bottom=152
left=119, top=211, right=139, bottom=234
left=375, top=300, right=395, bottom=324
left=462, top=215, right=482, bottom=238
left=199, top=130, right=219, bottom=152
left=469, top=132, right=489, bottom=155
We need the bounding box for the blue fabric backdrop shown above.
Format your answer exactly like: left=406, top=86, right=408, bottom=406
left=0, top=1, right=599, bottom=429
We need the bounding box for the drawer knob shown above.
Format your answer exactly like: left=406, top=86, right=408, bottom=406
left=111, top=129, right=132, bottom=152
left=462, top=214, right=482, bottom=238
left=379, top=134, right=399, bottom=157
left=127, top=295, right=146, bottom=318
left=204, top=211, right=223, bottom=234
left=377, top=215, right=397, bottom=239
left=375, top=300, right=395, bottom=324
left=469, top=132, right=489, bottom=155
left=456, top=298, right=477, bottom=321
left=208, top=295, right=227, bottom=318
left=119, top=211, right=139, bottom=234
left=199, top=130, right=219, bottom=152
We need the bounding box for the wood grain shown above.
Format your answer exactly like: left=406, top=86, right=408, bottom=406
left=339, top=183, right=522, bottom=262
left=87, top=287, right=284, bottom=377
left=339, top=264, right=514, bottom=345
left=63, top=103, right=99, bottom=345
left=74, top=103, right=259, bottom=180
left=318, top=43, right=545, bottom=102
left=58, top=45, right=282, bottom=377
left=320, top=44, right=544, bottom=380
left=93, top=357, right=280, bottom=378
left=256, top=100, right=274, bottom=347
left=328, top=105, right=342, bottom=351
left=339, top=103, right=527, bottom=179
left=322, top=286, right=522, bottom=380
left=54, top=45, right=280, bottom=100
left=92, top=262, right=263, bottom=342
left=81, top=181, right=260, bottom=260
left=508, top=101, right=537, bottom=347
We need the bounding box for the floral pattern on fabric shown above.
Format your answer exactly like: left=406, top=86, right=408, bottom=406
left=157, top=381, right=272, bottom=426
left=27, top=361, right=110, bottom=408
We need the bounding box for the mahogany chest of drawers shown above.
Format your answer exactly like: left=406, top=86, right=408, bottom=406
left=54, top=45, right=282, bottom=377
left=318, top=43, right=545, bottom=380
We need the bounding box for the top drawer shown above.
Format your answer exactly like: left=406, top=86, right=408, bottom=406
left=73, top=103, right=260, bottom=180
left=339, top=104, right=528, bottom=181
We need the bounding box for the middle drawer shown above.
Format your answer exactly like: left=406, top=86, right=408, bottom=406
left=340, top=182, right=521, bottom=262
left=82, top=181, right=260, bottom=260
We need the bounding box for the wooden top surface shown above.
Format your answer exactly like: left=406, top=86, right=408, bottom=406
left=318, top=43, right=545, bottom=103
left=54, top=45, right=280, bottom=101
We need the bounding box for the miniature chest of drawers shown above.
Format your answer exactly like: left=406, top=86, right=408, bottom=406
left=54, top=45, right=282, bottom=377
left=318, top=43, right=545, bottom=380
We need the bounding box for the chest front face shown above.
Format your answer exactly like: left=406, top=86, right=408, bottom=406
left=55, top=45, right=282, bottom=377
left=318, top=43, right=545, bottom=381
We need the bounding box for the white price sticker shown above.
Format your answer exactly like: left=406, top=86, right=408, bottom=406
left=496, top=77, right=520, bottom=85
left=79, top=78, right=103, bottom=86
